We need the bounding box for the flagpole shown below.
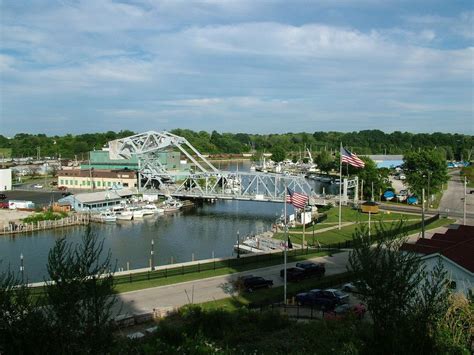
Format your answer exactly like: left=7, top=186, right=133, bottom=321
left=302, top=206, right=306, bottom=250
left=338, top=143, right=342, bottom=230
left=284, top=181, right=288, bottom=305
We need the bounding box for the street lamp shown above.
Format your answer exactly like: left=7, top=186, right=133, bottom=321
left=312, top=220, right=315, bottom=247
left=20, top=253, right=24, bottom=283
left=150, top=239, right=155, bottom=271
left=237, top=230, right=240, bottom=259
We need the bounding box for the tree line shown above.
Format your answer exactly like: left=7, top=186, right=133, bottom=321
left=0, top=129, right=472, bottom=160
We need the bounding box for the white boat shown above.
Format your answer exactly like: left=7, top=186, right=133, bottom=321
left=128, top=207, right=145, bottom=219
left=98, top=211, right=117, bottom=223
left=143, top=204, right=164, bottom=215
left=116, top=210, right=133, bottom=221
left=163, top=198, right=183, bottom=213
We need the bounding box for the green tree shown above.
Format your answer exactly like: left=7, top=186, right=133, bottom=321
left=348, top=222, right=453, bottom=353
left=45, top=226, right=117, bottom=353
left=270, top=146, right=286, bottom=162
left=315, top=150, right=335, bottom=174
left=403, top=149, right=449, bottom=197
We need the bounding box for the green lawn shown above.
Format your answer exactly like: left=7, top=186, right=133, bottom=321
left=290, top=206, right=420, bottom=232
left=275, top=217, right=455, bottom=246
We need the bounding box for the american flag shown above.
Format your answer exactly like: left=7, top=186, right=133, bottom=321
left=340, top=147, right=365, bottom=168
left=286, top=188, right=309, bottom=209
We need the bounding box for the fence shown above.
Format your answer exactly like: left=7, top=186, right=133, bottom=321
left=0, top=213, right=90, bottom=235
left=111, top=247, right=330, bottom=286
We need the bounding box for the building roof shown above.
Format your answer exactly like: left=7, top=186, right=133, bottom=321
left=401, top=225, right=474, bottom=272
left=367, top=155, right=404, bottom=161
left=60, top=188, right=135, bottom=204
left=58, top=169, right=137, bottom=179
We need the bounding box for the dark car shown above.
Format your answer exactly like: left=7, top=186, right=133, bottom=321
left=279, top=267, right=306, bottom=282
left=295, top=289, right=337, bottom=309
left=238, top=275, right=273, bottom=292
left=295, top=261, right=326, bottom=277
left=0, top=193, right=6, bottom=200
left=315, top=289, right=349, bottom=304
left=470, top=190, right=474, bottom=195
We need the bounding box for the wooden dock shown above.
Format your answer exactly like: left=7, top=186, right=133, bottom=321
left=0, top=213, right=91, bottom=235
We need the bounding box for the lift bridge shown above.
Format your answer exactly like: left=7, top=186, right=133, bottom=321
left=108, top=131, right=355, bottom=205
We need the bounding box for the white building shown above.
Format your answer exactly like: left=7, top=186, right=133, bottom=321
left=401, top=225, right=474, bottom=297
left=0, top=168, right=12, bottom=191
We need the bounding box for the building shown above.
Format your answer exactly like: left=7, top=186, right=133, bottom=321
left=401, top=225, right=474, bottom=296
left=367, top=155, right=404, bottom=169
left=0, top=168, right=12, bottom=191
left=58, top=188, right=135, bottom=211
left=57, top=169, right=138, bottom=190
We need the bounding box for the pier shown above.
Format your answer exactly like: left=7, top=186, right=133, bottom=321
left=0, top=213, right=90, bottom=235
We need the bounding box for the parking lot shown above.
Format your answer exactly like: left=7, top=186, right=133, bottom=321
left=1, top=190, right=64, bottom=207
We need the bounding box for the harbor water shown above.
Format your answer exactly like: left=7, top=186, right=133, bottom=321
left=0, top=161, right=335, bottom=282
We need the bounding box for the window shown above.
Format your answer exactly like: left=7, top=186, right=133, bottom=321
left=97, top=181, right=101, bottom=187
left=449, top=281, right=457, bottom=290
left=123, top=183, right=129, bottom=187
left=87, top=181, right=91, bottom=186
left=60, top=179, right=64, bottom=185
left=74, top=180, right=78, bottom=185
left=108, top=181, right=111, bottom=187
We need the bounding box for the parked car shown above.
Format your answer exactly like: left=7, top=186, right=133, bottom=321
left=58, top=186, right=67, bottom=191
left=323, top=303, right=367, bottom=320
left=33, top=184, right=43, bottom=189
left=295, top=261, right=325, bottom=277
left=470, top=190, right=474, bottom=195
left=295, top=289, right=337, bottom=309
left=279, top=267, right=306, bottom=282
left=0, top=202, right=8, bottom=209
left=238, top=275, right=273, bottom=292
left=320, top=289, right=349, bottom=304
left=0, top=193, right=7, bottom=200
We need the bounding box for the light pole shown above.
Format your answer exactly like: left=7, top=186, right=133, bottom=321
left=421, top=188, right=425, bottom=238
left=150, top=239, right=155, bottom=271
left=237, top=230, right=240, bottom=259
left=464, top=177, right=467, bottom=225
left=20, top=253, right=24, bottom=284
left=312, top=221, right=315, bottom=247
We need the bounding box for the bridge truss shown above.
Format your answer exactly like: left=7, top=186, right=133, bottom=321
left=108, top=131, right=347, bottom=205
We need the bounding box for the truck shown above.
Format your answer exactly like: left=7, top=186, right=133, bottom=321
left=8, top=200, right=35, bottom=210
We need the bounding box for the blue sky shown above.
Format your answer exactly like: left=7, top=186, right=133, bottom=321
left=0, top=0, right=472, bottom=135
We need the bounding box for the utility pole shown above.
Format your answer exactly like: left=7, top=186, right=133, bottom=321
left=360, top=179, right=364, bottom=201
left=464, top=177, right=467, bottom=225
left=237, top=230, right=240, bottom=258
left=20, top=253, right=24, bottom=283
left=150, top=239, right=155, bottom=271
left=368, top=211, right=371, bottom=237
left=421, top=188, right=425, bottom=238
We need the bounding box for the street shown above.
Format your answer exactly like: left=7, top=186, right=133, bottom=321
left=439, top=170, right=474, bottom=224
left=115, top=251, right=349, bottom=316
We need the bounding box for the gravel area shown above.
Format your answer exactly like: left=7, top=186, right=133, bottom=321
left=0, top=209, right=34, bottom=228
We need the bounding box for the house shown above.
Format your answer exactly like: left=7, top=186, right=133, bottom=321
left=401, top=225, right=474, bottom=296
left=58, top=188, right=135, bottom=211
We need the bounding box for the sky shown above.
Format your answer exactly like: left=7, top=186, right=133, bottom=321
left=0, top=0, right=473, bottom=136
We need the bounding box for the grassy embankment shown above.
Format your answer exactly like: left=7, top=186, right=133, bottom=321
left=274, top=206, right=454, bottom=246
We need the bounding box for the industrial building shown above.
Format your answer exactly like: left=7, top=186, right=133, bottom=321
left=0, top=168, right=12, bottom=191
left=58, top=188, right=135, bottom=211
left=57, top=169, right=138, bottom=190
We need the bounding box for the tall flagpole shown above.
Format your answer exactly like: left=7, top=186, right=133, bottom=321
left=338, top=143, right=343, bottom=230
left=284, top=182, right=288, bottom=304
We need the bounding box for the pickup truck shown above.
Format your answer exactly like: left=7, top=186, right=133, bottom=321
left=279, top=267, right=306, bottom=282
left=295, top=261, right=325, bottom=277
left=295, top=289, right=337, bottom=309
left=238, top=275, right=273, bottom=292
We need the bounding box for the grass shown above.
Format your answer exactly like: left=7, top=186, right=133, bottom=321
left=275, top=217, right=455, bottom=246
left=290, top=206, right=420, bottom=233
left=199, top=272, right=353, bottom=311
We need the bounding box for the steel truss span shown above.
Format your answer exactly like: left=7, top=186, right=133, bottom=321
left=107, top=131, right=349, bottom=205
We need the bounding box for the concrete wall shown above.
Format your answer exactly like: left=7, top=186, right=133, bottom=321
left=0, top=169, right=12, bottom=191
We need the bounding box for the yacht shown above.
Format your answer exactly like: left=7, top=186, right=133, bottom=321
left=163, top=198, right=183, bottom=213
left=142, top=204, right=164, bottom=215
left=116, top=210, right=133, bottom=221
left=98, top=211, right=117, bottom=223
left=128, top=206, right=145, bottom=219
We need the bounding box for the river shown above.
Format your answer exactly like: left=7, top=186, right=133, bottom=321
left=0, top=161, right=334, bottom=282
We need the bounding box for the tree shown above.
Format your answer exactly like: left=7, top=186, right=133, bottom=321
left=270, top=146, right=286, bottom=162
left=315, top=150, right=335, bottom=174
left=0, top=266, right=48, bottom=353
left=403, top=149, right=449, bottom=197
left=347, top=156, right=390, bottom=200
left=45, top=225, right=117, bottom=353
left=348, top=222, right=453, bottom=353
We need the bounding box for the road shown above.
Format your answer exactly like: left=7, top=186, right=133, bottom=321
left=439, top=170, right=474, bottom=223
left=115, top=251, right=349, bottom=315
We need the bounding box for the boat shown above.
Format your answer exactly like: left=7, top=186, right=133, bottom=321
left=332, top=178, right=341, bottom=185
left=98, top=211, right=117, bottom=223
left=128, top=206, right=145, bottom=219
left=320, top=176, right=332, bottom=183
left=143, top=204, right=164, bottom=215
left=115, top=209, right=133, bottom=220
left=163, top=198, right=183, bottom=213
left=383, top=191, right=395, bottom=201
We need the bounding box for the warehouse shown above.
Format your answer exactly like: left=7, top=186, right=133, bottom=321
left=0, top=168, right=12, bottom=191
